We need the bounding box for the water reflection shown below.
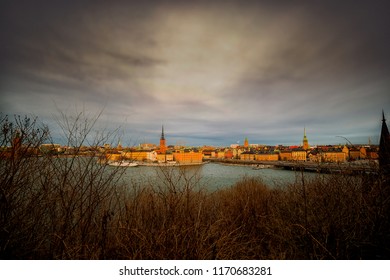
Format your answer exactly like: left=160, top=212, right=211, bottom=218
left=116, top=163, right=322, bottom=191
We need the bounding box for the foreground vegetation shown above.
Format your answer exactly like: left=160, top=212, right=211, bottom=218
left=1, top=114, right=389, bottom=259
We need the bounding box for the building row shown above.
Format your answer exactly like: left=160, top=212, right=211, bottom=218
left=105, top=126, right=203, bottom=165
left=212, top=145, right=378, bottom=163
left=105, top=126, right=379, bottom=164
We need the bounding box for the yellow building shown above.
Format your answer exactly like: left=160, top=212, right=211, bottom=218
left=342, top=146, right=367, bottom=160
left=255, top=153, right=279, bottom=161
left=173, top=150, right=203, bottom=164
left=360, top=147, right=367, bottom=159
left=280, top=151, right=292, bottom=161
left=233, top=148, right=244, bottom=159
left=157, top=153, right=174, bottom=162
left=106, top=153, right=121, bottom=161
left=322, top=150, right=347, bottom=163
left=216, top=150, right=225, bottom=159
left=122, top=150, right=150, bottom=161
left=240, top=152, right=255, bottom=161
left=292, top=150, right=307, bottom=161
left=309, top=148, right=347, bottom=163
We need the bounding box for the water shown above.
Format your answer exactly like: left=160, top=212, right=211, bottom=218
left=117, top=163, right=318, bottom=191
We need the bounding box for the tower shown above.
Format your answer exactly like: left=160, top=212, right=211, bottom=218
left=244, top=137, right=249, bottom=149
left=303, top=127, right=309, bottom=150
left=379, top=110, right=390, bottom=173
left=159, top=125, right=167, bottom=154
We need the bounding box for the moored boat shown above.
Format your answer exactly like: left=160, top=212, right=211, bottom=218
left=108, top=160, right=139, bottom=167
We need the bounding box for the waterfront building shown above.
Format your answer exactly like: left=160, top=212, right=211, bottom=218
left=232, top=148, right=244, bottom=159
left=122, top=150, right=151, bottom=161
left=292, top=149, right=307, bottom=161
left=157, top=152, right=173, bottom=162
left=255, top=152, right=279, bottom=161
left=308, top=148, right=347, bottom=163
left=202, top=149, right=214, bottom=159
left=280, top=150, right=292, bottom=161
left=224, top=149, right=233, bottom=159
left=216, top=150, right=225, bottom=159
left=240, top=151, right=255, bottom=161
left=322, top=148, right=347, bottom=163
left=106, top=153, right=121, bottom=161
left=173, top=150, right=203, bottom=164
left=348, top=147, right=361, bottom=160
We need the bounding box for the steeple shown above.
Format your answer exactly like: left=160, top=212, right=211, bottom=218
left=379, top=110, right=390, bottom=173
left=303, top=127, right=309, bottom=150
left=161, top=125, right=165, bottom=140
left=244, top=137, right=249, bottom=149
left=159, top=125, right=167, bottom=154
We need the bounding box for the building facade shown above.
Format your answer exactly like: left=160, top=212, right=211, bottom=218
left=173, top=150, right=203, bottom=164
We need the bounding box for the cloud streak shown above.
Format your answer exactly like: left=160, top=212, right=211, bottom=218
left=1, top=0, right=389, bottom=146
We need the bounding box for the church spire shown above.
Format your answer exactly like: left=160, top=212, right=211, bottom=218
left=161, top=125, right=165, bottom=140
left=379, top=110, right=390, bottom=173
left=159, top=125, right=167, bottom=154
left=303, top=126, right=309, bottom=150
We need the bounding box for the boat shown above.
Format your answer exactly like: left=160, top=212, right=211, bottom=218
left=252, top=164, right=274, bottom=170
left=107, top=160, right=139, bottom=167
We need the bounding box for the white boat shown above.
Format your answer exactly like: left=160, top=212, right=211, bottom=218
left=108, top=160, right=139, bottom=167
left=253, top=164, right=274, bottom=170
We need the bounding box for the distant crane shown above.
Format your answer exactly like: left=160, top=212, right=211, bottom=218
left=336, top=135, right=355, bottom=147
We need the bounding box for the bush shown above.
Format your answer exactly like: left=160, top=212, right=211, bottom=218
left=1, top=113, right=389, bottom=259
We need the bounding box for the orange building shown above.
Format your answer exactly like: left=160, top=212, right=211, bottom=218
left=322, top=150, right=347, bottom=163
left=173, top=150, right=203, bottom=164
left=280, top=151, right=292, bottom=161
left=240, top=151, right=255, bottom=161
left=157, top=153, right=174, bottom=162
left=255, top=153, right=279, bottom=161
left=224, top=149, right=233, bottom=159
left=122, top=150, right=150, bottom=161
left=292, top=149, right=307, bottom=161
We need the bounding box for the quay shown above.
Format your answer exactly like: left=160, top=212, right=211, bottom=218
left=207, top=158, right=379, bottom=174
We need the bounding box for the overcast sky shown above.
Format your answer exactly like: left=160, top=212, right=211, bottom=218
left=1, top=0, right=389, bottom=147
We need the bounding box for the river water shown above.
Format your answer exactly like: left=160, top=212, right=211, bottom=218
left=117, top=163, right=321, bottom=191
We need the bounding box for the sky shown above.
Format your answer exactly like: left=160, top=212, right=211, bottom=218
left=1, top=0, right=390, bottom=147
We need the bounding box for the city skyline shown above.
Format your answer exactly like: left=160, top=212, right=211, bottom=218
left=1, top=1, right=389, bottom=146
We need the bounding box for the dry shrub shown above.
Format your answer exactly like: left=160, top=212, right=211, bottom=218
left=1, top=114, right=389, bottom=259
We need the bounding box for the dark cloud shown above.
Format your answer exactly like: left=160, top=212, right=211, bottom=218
left=1, top=0, right=389, bottom=146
